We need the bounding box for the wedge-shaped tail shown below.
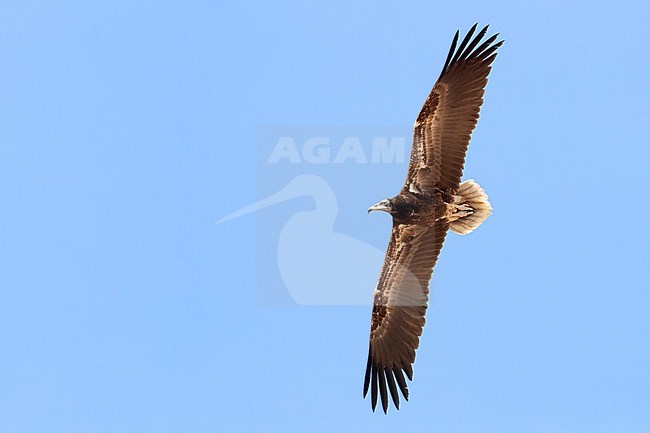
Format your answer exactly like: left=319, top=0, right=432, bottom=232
left=449, top=179, right=492, bottom=235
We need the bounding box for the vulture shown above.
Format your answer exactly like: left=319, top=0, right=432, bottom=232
left=364, top=23, right=503, bottom=413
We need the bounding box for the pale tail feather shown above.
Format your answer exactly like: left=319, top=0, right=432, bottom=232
left=449, top=179, right=492, bottom=235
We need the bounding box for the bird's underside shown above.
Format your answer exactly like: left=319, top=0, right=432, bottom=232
left=363, top=23, right=502, bottom=413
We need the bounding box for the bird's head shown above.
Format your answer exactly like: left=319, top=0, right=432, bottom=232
left=368, top=198, right=394, bottom=214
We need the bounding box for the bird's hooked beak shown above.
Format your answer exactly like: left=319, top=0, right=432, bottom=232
left=368, top=199, right=391, bottom=214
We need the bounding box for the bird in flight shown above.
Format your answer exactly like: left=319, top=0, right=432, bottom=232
left=364, top=23, right=503, bottom=413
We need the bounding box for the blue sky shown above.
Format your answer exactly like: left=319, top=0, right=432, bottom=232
left=2, top=1, right=650, bottom=432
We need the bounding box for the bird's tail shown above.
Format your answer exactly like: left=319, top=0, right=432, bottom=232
left=449, top=179, right=492, bottom=235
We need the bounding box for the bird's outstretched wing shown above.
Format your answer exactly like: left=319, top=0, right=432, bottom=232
left=406, top=24, right=503, bottom=194
left=363, top=221, right=449, bottom=413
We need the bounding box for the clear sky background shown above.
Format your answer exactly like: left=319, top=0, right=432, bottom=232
left=2, top=1, right=650, bottom=432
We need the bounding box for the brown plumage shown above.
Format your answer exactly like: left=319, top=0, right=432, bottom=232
left=364, top=24, right=503, bottom=413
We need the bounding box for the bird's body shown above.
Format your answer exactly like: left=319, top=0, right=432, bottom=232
left=382, top=190, right=446, bottom=225
left=364, top=24, right=502, bottom=413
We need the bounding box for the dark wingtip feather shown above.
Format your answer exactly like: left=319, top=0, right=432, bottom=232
left=378, top=367, right=389, bottom=414
left=370, top=362, right=378, bottom=412
left=404, top=362, right=414, bottom=381
left=385, top=369, right=400, bottom=410
left=394, top=367, right=409, bottom=401
left=450, top=23, right=477, bottom=65
left=467, top=33, right=499, bottom=62
left=474, top=39, right=504, bottom=63
left=440, top=29, right=459, bottom=76
left=363, top=348, right=372, bottom=397
left=458, top=24, right=489, bottom=61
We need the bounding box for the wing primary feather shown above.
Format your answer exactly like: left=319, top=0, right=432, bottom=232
left=482, top=53, right=499, bottom=67
left=467, top=34, right=499, bottom=61
left=451, top=23, right=478, bottom=65
left=475, top=40, right=504, bottom=62
left=394, top=367, right=409, bottom=401
left=385, top=368, right=400, bottom=410
left=404, top=363, right=413, bottom=381
left=371, top=362, right=378, bottom=412
left=363, top=347, right=372, bottom=397
left=440, top=30, right=459, bottom=76
left=378, top=367, right=389, bottom=414
left=458, top=24, right=489, bottom=61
